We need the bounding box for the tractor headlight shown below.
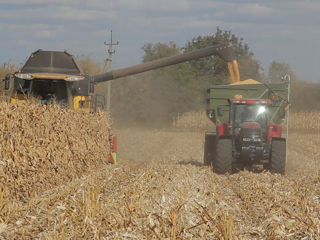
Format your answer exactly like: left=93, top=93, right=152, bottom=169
left=257, top=106, right=266, bottom=115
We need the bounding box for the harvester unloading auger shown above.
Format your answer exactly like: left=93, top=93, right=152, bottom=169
left=93, top=42, right=240, bottom=84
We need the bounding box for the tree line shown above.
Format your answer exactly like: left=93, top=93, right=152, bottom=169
left=0, top=27, right=319, bottom=126
left=104, top=28, right=320, bottom=126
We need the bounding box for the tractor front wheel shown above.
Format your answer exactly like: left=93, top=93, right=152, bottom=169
left=213, top=138, right=233, bottom=174
left=203, top=132, right=216, bottom=166
left=269, top=139, right=286, bottom=174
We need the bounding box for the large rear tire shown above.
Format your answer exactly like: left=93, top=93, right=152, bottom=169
left=213, top=138, right=233, bottom=174
left=203, top=132, right=216, bottom=166
left=270, top=139, right=286, bottom=174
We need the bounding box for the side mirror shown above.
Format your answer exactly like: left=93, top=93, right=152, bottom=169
left=217, top=106, right=224, bottom=116
left=4, top=74, right=10, bottom=90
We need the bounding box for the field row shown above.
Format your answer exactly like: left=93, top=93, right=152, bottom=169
left=0, top=129, right=318, bottom=239
left=173, top=110, right=320, bottom=132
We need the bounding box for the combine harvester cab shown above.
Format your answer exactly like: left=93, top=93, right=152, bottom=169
left=3, top=50, right=105, bottom=112
left=204, top=79, right=290, bottom=174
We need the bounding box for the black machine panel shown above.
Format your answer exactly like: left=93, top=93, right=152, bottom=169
left=70, top=78, right=90, bottom=96
left=21, top=50, right=81, bottom=75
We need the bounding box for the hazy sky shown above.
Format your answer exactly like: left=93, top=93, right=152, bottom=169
left=0, top=0, right=319, bottom=81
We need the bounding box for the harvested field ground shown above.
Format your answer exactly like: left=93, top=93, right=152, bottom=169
left=1, top=126, right=319, bottom=239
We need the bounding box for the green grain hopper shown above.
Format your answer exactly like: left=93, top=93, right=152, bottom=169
left=206, top=80, right=289, bottom=125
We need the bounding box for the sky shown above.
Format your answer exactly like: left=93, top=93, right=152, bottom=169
left=0, top=0, right=320, bottom=82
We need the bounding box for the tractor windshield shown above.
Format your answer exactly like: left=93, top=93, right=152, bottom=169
left=234, top=104, right=269, bottom=129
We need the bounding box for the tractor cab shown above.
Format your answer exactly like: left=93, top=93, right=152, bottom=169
left=230, top=98, right=271, bottom=136
left=229, top=98, right=273, bottom=162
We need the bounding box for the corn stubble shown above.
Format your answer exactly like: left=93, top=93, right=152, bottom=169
left=0, top=105, right=319, bottom=239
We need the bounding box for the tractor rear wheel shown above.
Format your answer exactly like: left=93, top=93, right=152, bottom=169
left=203, top=132, right=216, bottom=166
left=213, top=138, right=232, bottom=174
left=269, top=139, right=286, bottom=174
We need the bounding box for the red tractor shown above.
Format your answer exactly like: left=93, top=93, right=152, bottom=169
left=204, top=81, right=289, bottom=174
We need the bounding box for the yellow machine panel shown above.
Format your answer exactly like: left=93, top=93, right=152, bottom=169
left=11, top=94, right=27, bottom=104
left=73, top=96, right=91, bottom=112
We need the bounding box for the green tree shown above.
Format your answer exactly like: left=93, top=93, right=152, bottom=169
left=142, top=41, right=181, bottom=62
left=290, top=80, right=320, bottom=111
left=111, top=42, right=199, bottom=126
left=268, top=61, right=296, bottom=83
left=76, top=56, right=102, bottom=75
left=266, top=61, right=320, bottom=112
left=184, top=27, right=263, bottom=83
left=111, top=28, right=264, bottom=126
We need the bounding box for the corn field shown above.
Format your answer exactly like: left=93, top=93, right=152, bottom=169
left=0, top=104, right=319, bottom=239
left=173, top=111, right=214, bottom=130
left=289, top=111, right=320, bottom=132
left=0, top=101, right=111, bottom=201
left=173, top=110, right=320, bottom=132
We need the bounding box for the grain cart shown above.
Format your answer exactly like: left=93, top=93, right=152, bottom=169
left=204, top=80, right=289, bottom=174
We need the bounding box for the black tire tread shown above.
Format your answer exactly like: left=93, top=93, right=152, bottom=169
left=213, top=139, right=232, bottom=174
left=270, top=139, right=286, bottom=174
left=203, top=133, right=216, bottom=166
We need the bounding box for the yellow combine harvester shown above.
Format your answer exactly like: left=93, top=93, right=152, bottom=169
left=3, top=50, right=97, bottom=111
